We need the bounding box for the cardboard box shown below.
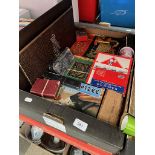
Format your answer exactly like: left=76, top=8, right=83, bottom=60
left=20, top=90, right=124, bottom=154
left=30, top=78, right=61, bottom=99
left=20, top=123, right=70, bottom=155
left=76, top=31, right=88, bottom=42
left=20, top=135, right=55, bottom=155
left=19, top=2, right=135, bottom=154
left=86, top=53, right=133, bottom=95
left=71, top=39, right=93, bottom=56
left=97, top=90, right=123, bottom=126
left=20, top=135, right=70, bottom=155
left=129, top=75, right=135, bottom=116
left=20, top=7, right=76, bottom=87
left=58, top=84, right=104, bottom=117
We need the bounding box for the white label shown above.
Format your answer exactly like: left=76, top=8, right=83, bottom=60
left=24, top=97, right=32, bottom=103
left=43, top=116, right=66, bottom=133
left=73, top=118, right=88, bottom=132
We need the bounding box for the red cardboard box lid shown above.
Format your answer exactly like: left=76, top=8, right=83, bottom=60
left=94, top=53, right=133, bottom=74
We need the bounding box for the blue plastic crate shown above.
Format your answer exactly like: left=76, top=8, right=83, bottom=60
left=100, top=0, right=135, bottom=28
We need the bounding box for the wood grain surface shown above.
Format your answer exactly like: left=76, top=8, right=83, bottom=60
left=129, top=75, right=135, bottom=116
left=97, top=90, right=123, bottom=126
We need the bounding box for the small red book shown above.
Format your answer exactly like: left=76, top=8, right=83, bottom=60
left=30, top=78, right=60, bottom=99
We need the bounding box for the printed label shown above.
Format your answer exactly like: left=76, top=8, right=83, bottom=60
left=43, top=116, right=66, bottom=133
left=91, top=79, right=124, bottom=93
left=80, top=83, right=101, bottom=98
left=111, top=10, right=128, bottom=16
left=73, top=118, right=88, bottom=132
left=24, top=97, right=32, bottom=103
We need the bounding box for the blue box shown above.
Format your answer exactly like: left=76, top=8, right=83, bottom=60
left=100, top=0, right=135, bottom=28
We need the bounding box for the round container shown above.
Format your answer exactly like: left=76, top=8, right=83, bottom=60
left=41, top=133, right=66, bottom=154
left=119, top=47, right=134, bottom=58
left=24, top=125, right=42, bottom=144
left=31, top=126, right=44, bottom=141
left=121, top=114, right=135, bottom=136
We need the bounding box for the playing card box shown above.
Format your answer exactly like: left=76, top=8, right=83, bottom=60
left=86, top=53, right=133, bottom=95
left=91, top=68, right=129, bottom=94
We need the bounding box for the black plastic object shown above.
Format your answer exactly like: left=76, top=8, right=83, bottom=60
left=19, top=0, right=72, bottom=50
left=20, top=90, right=125, bottom=154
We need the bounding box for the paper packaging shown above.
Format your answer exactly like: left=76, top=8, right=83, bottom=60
left=58, top=84, right=105, bottom=117
left=91, top=68, right=129, bottom=94
left=86, top=53, right=133, bottom=95
left=71, top=39, right=93, bottom=56
left=97, top=90, right=123, bottom=126
left=30, top=78, right=60, bottom=99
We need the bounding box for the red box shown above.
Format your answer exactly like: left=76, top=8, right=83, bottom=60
left=71, top=39, right=93, bottom=56
left=78, top=0, right=98, bottom=23
left=93, top=68, right=129, bottom=87
left=93, top=68, right=129, bottom=94
left=86, top=53, right=133, bottom=95
left=76, top=31, right=88, bottom=42
left=30, top=78, right=60, bottom=99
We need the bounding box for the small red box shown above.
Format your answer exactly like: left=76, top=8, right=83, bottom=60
left=30, top=78, right=60, bottom=99
left=71, top=39, right=93, bottom=56
left=86, top=53, right=133, bottom=95
left=76, top=31, right=88, bottom=42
